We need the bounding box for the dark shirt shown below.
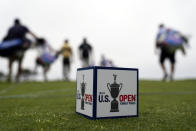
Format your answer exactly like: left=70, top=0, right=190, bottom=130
left=3, top=24, right=29, bottom=41
left=79, top=43, right=92, bottom=52
left=79, top=42, right=92, bottom=59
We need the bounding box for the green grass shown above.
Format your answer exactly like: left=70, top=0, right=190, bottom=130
left=0, top=80, right=196, bottom=131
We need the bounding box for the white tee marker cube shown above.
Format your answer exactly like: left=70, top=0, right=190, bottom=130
left=76, top=66, right=139, bottom=119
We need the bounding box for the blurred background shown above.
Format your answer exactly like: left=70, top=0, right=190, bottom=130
left=0, top=0, right=196, bottom=81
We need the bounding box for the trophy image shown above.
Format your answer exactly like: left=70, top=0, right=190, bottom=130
left=107, top=74, right=123, bottom=112
left=80, top=75, right=86, bottom=110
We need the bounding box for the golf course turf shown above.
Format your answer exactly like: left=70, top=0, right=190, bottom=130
left=0, top=80, right=196, bottom=130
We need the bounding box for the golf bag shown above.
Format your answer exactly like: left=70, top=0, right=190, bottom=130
left=41, top=53, right=57, bottom=64
left=36, top=52, right=58, bottom=67
left=164, top=29, right=186, bottom=46
left=158, top=29, right=188, bottom=53
left=0, top=39, right=32, bottom=57
left=0, top=39, right=22, bottom=57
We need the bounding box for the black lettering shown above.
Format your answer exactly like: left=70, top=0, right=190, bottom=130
left=105, top=95, right=110, bottom=102
left=98, top=95, right=103, bottom=102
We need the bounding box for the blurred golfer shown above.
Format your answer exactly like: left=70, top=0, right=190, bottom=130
left=61, top=39, right=73, bottom=81
left=0, top=18, right=37, bottom=82
left=155, top=24, right=189, bottom=81
left=78, top=38, right=93, bottom=67
left=34, top=38, right=58, bottom=81
left=100, top=54, right=114, bottom=67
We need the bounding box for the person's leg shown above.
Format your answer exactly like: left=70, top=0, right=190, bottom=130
left=170, top=63, right=175, bottom=81
left=62, top=58, right=67, bottom=80
left=160, top=50, right=168, bottom=81
left=64, top=64, right=70, bottom=81
left=87, top=58, right=90, bottom=66
left=64, top=65, right=69, bottom=80
left=34, top=59, right=39, bottom=73
left=7, top=58, right=14, bottom=82
left=81, top=59, right=85, bottom=67
left=16, top=56, right=23, bottom=82
left=82, top=59, right=85, bottom=67
left=66, top=59, right=71, bottom=80
left=160, top=63, right=168, bottom=81
left=83, top=58, right=89, bottom=67
left=169, top=53, right=176, bottom=81
left=43, top=66, right=49, bottom=81
left=68, top=64, right=70, bottom=78
left=63, top=64, right=66, bottom=80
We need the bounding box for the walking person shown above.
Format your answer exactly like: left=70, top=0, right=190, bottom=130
left=155, top=24, right=189, bottom=81
left=0, top=18, right=37, bottom=82
left=34, top=38, right=58, bottom=81
left=61, top=39, right=73, bottom=81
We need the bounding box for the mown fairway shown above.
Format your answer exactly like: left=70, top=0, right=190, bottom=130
left=0, top=80, right=196, bottom=130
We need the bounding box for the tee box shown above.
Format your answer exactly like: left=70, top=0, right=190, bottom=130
left=76, top=66, right=139, bottom=119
